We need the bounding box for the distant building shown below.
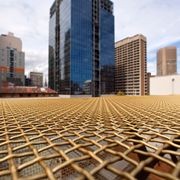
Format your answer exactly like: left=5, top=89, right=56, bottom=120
left=146, top=72, right=151, bottom=95
left=25, top=75, right=32, bottom=86
left=30, top=72, right=43, bottom=87
left=115, top=34, right=147, bottom=95
left=150, top=75, right=180, bottom=95
left=48, top=0, right=115, bottom=96
left=0, top=32, right=25, bottom=88
left=157, top=46, right=177, bottom=76
left=44, top=77, right=48, bottom=87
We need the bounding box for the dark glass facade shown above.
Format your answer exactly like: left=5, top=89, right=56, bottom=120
left=48, top=1, right=56, bottom=91
left=49, top=0, right=114, bottom=96
left=59, top=0, right=71, bottom=94
left=71, top=0, right=93, bottom=95
left=100, top=7, right=115, bottom=94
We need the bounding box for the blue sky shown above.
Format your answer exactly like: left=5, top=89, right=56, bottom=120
left=0, top=0, right=180, bottom=77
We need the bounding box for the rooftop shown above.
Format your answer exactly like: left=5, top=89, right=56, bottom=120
left=115, top=34, right=147, bottom=48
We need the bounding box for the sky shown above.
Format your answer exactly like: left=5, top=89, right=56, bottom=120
left=0, top=0, right=180, bottom=79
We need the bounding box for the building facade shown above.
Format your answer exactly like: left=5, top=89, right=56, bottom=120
left=48, top=0, right=115, bottom=96
left=30, top=72, right=43, bottom=87
left=25, top=75, right=32, bottom=86
left=0, top=32, right=25, bottom=88
left=150, top=75, right=180, bottom=95
left=157, top=46, right=177, bottom=76
left=146, top=72, right=151, bottom=95
left=115, top=34, right=147, bottom=96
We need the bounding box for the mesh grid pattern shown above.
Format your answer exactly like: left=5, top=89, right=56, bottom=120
left=0, top=96, right=180, bottom=180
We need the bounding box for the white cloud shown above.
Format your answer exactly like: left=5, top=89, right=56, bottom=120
left=25, top=50, right=48, bottom=76
left=114, top=0, right=180, bottom=45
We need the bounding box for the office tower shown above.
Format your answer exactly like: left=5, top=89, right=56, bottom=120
left=48, top=0, right=115, bottom=96
left=115, top=34, right=147, bottom=96
left=0, top=32, right=25, bottom=88
left=157, top=46, right=177, bottom=76
left=30, top=72, right=43, bottom=87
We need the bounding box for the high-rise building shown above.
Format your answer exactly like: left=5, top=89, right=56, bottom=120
left=0, top=32, right=25, bottom=88
left=157, top=46, right=177, bottom=76
left=30, top=72, right=43, bottom=87
left=115, top=34, right=147, bottom=96
left=146, top=72, right=151, bottom=95
left=48, top=0, right=115, bottom=96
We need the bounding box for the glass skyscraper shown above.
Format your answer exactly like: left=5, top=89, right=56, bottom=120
left=49, top=0, right=114, bottom=97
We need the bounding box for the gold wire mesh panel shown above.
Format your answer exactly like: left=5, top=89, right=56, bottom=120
left=0, top=96, right=180, bottom=180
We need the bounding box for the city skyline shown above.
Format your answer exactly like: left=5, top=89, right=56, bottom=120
left=0, top=1, right=180, bottom=178
left=0, top=0, right=180, bottom=77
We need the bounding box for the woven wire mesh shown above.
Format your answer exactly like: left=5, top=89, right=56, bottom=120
left=0, top=96, right=179, bottom=180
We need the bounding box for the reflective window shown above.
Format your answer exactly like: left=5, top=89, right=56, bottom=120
left=71, top=0, right=92, bottom=95
left=59, top=0, right=71, bottom=94
left=49, top=0, right=115, bottom=95
left=100, top=8, right=115, bottom=94
left=48, top=8, right=56, bottom=90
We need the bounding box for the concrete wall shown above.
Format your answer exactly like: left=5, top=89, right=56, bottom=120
left=150, top=75, right=180, bottom=95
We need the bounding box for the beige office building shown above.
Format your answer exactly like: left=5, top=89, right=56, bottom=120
left=115, top=34, right=147, bottom=95
left=30, top=72, right=43, bottom=87
left=157, top=46, right=177, bottom=76
left=0, top=32, right=25, bottom=87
